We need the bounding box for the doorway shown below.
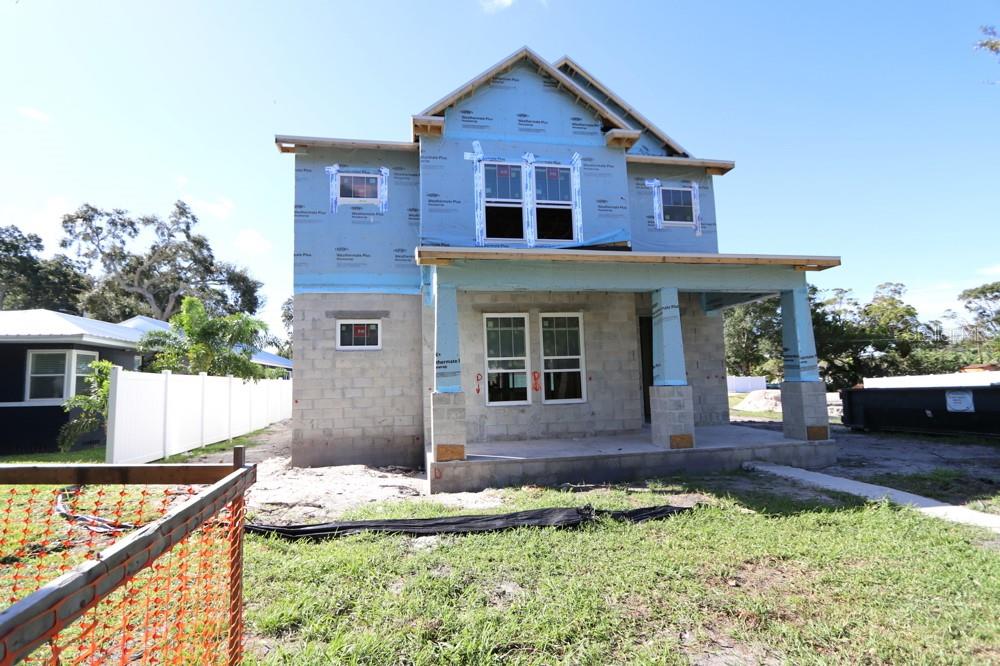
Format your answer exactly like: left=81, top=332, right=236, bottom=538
left=638, top=315, right=653, bottom=423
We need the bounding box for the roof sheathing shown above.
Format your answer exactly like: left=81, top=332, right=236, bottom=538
left=554, top=55, right=691, bottom=158
left=417, top=46, right=631, bottom=134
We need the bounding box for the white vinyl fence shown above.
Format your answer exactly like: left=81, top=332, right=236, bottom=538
left=726, top=376, right=767, bottom=393
left=106, top=367, right=292, bottom=464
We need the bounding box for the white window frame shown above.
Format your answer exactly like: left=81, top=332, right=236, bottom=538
left=659, top=186, right=697, bottom=229
left=336, top=172, right=383, bottom=205
left=483, top=313, right=531, bottom=407
left=539, top=312, right=587, bottom=405
left=533, top=163, right=577, bottom=244
left=23, top=349, right=98, bottom=403
left=483, top=161, right=525, bottom=242
left=335, top=319, right=382, bottom=351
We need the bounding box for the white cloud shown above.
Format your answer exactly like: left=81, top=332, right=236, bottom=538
left=188, top=195, right=235, bottom=221
left=235, top=228, right=273, bottom=257
left=480, top=0, right=516, bottom=12
left=977, top=264, right=1000, bottom=277
left=17, top=106, right=50, bottom=123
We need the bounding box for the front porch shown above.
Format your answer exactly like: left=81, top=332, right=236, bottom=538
left=428, top=424, right=836, bottom=493
left=419, top=247, right=839, bottom=494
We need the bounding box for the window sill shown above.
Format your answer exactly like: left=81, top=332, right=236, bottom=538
left=0, top=399, right=66, bottom=407
left=485, top=401, right=531, bottom=408
left=541, top=399, right=587, bottom=405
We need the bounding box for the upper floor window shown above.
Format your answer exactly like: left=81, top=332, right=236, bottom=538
left=660, top=188, right=695, bottom=225
left=535, top=166, right=573, bottom=241
left=483, top=163, right=576, bottom=242
left=484, top=163, right=523, bottom=240
left=338, top=173, right=382, bottom=205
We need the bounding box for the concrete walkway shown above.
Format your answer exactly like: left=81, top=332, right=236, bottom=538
left=744, top=462, right=1000, bottom=535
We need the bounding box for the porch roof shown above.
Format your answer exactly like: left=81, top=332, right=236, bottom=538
left=415, top=247, right=840, bottom=272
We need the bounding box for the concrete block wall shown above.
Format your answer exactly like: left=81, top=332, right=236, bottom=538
left=679, top=293, right=730, bottom=425
left=649, top=385, right=695, bottom=448
left=455, top=291, right=644, bottom=442
left=292, top=293, right=424, bottom=468
left=635, top=292, right=730, bottom=426
left=780, top=381, right=830, bottom=441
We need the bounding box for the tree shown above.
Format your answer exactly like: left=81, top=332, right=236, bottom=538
left=138, top=296, right=272, bottom=379
left=277, top=296, right=294, bottom=358
left=60, top=201, right=263, bottom=321
left=978, top=25, right=1000, bottom=57
left=0, top=224, right=92, bottom=313
left=723, top=299, right=780, bottom=377
left=58, top=360, right=113, bottom=451
left=958, top=282, right=1000, bottom=336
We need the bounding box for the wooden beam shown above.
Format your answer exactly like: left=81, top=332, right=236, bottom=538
left=625, top=154, right=736, bottom=174
left=415, top=246, right=840, bottom=271
left=273, top=135, right=418, bottom=153
left=0, top=464, right=238, bottom=486
left=605, top=128, right=641, bottom=149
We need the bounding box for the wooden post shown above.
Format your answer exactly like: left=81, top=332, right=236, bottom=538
left=227, top=445, right=246, bottom=665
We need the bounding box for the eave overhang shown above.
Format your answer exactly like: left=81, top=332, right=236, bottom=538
left=274, top=135, right=418, bottom=154
left=415, top=247, right=840, bottom=272
left=625, top=154, right=735, bottom=176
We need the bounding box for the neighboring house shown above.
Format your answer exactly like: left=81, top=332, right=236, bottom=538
left=277, top=47, right=840, bottom=492
left=0, top=310, right=291, bottom=453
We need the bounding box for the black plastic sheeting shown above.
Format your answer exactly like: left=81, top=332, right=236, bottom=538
left=245, top=504, right=690, bottom=540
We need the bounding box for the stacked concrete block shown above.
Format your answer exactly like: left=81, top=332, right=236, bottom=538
left=455, top=291, right=644, bottom=443
left=780, top=381, right=830, bottom=441
left=649, top=385, right=696, bottom=448
left=292, top=293, right=424, bottom=468
left=431, top=391, right=467, bottom=461
left=679, top=293, right=730, bottom=426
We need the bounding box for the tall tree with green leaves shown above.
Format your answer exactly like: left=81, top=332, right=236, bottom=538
left=0, top=224, right=92, bottom=313
left=60, top=201, right=263, bottom=321
left=138, top=296, right=273, bottom=379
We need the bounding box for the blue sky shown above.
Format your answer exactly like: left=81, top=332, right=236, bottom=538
left=2, top=1, right=998, bottom=334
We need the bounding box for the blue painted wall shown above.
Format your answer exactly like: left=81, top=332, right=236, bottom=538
left=293, top=148, right=421, bottom=293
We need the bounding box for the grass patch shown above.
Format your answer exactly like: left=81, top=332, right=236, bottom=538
left=244, top=478, right=1000, bottom=664
left=161, top=428, right=271, bottom=463
left=869, top=469, right=1000, bottom=515
left=0, top=446, right=105, bottom=464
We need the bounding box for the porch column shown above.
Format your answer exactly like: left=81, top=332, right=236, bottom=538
left=780, top=287, right=830, bottom=441
left=650, top=287, right=695, bottom=449
left=431, top=281, right=466, bottom=461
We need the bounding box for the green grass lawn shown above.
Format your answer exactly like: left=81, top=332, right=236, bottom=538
left=0, top=446, right=106, bottom=464
left=161, top=427, right=271, bottom=462
left=869, top=469, right=1000, bottom=515
left=244, top=478, right=1000, bottom=665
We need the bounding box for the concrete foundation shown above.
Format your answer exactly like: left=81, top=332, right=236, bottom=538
left=649, top=385, right=695, bottom=449
left=428, top=425, right=837, bottom=493
left=431, top=391, right=467, bottom=462
left=780, top=381, right=830, bottom=441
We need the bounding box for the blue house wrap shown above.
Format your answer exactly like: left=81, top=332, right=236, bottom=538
left=277, top=46, right=840, bottom=482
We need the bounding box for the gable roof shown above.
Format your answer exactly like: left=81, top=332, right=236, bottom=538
left=417, top=46, right=631, bottom=133
left=554, top=55, right=690, bottom=157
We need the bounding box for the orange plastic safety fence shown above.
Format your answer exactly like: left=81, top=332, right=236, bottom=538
left=0, top=484, right=245, bottom=665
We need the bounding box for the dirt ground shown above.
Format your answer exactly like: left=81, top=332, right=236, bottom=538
left=193, top=419, right=1000, bottom=524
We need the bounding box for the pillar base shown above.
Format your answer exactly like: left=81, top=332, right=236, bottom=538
left=650, top=385, right=695, bottom=449
left=431, top=391, right=467, bottom=461
left=780, top=381, right=830, bottom=441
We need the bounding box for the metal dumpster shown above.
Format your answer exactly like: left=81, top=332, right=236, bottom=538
left=840, top=386, right=1000, bottom=437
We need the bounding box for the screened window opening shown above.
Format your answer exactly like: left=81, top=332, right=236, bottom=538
left=27, top=352, right=67, bottom=400
left=484, top=163, right=524, bottom=240
left=535, top=165, right=574, bottom=241
left=661, top=188, right=694, bottom=224
left=337, top=320, right=381, bottom=350
left=484, top=315, right=529, bottom=405
left=338, top=173, right=381, bottom=204
left=541, top=314, right=585, bottom=403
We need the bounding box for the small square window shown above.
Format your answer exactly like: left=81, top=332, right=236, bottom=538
left=337, top=320, right=381, bottom=350
left=26, top=351, right=67, bottom=400
left=74, top=352, right=98, bottom=395
left=661, top=188, right=695, bottom=224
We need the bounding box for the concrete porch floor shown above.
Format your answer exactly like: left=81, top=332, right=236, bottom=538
left=465, top=424, right=795, bottom=461
left=428, top=425, right=837, bottom=493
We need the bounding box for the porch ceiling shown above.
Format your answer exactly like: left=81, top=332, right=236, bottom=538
left=415, top=247, right=840, bottom=272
